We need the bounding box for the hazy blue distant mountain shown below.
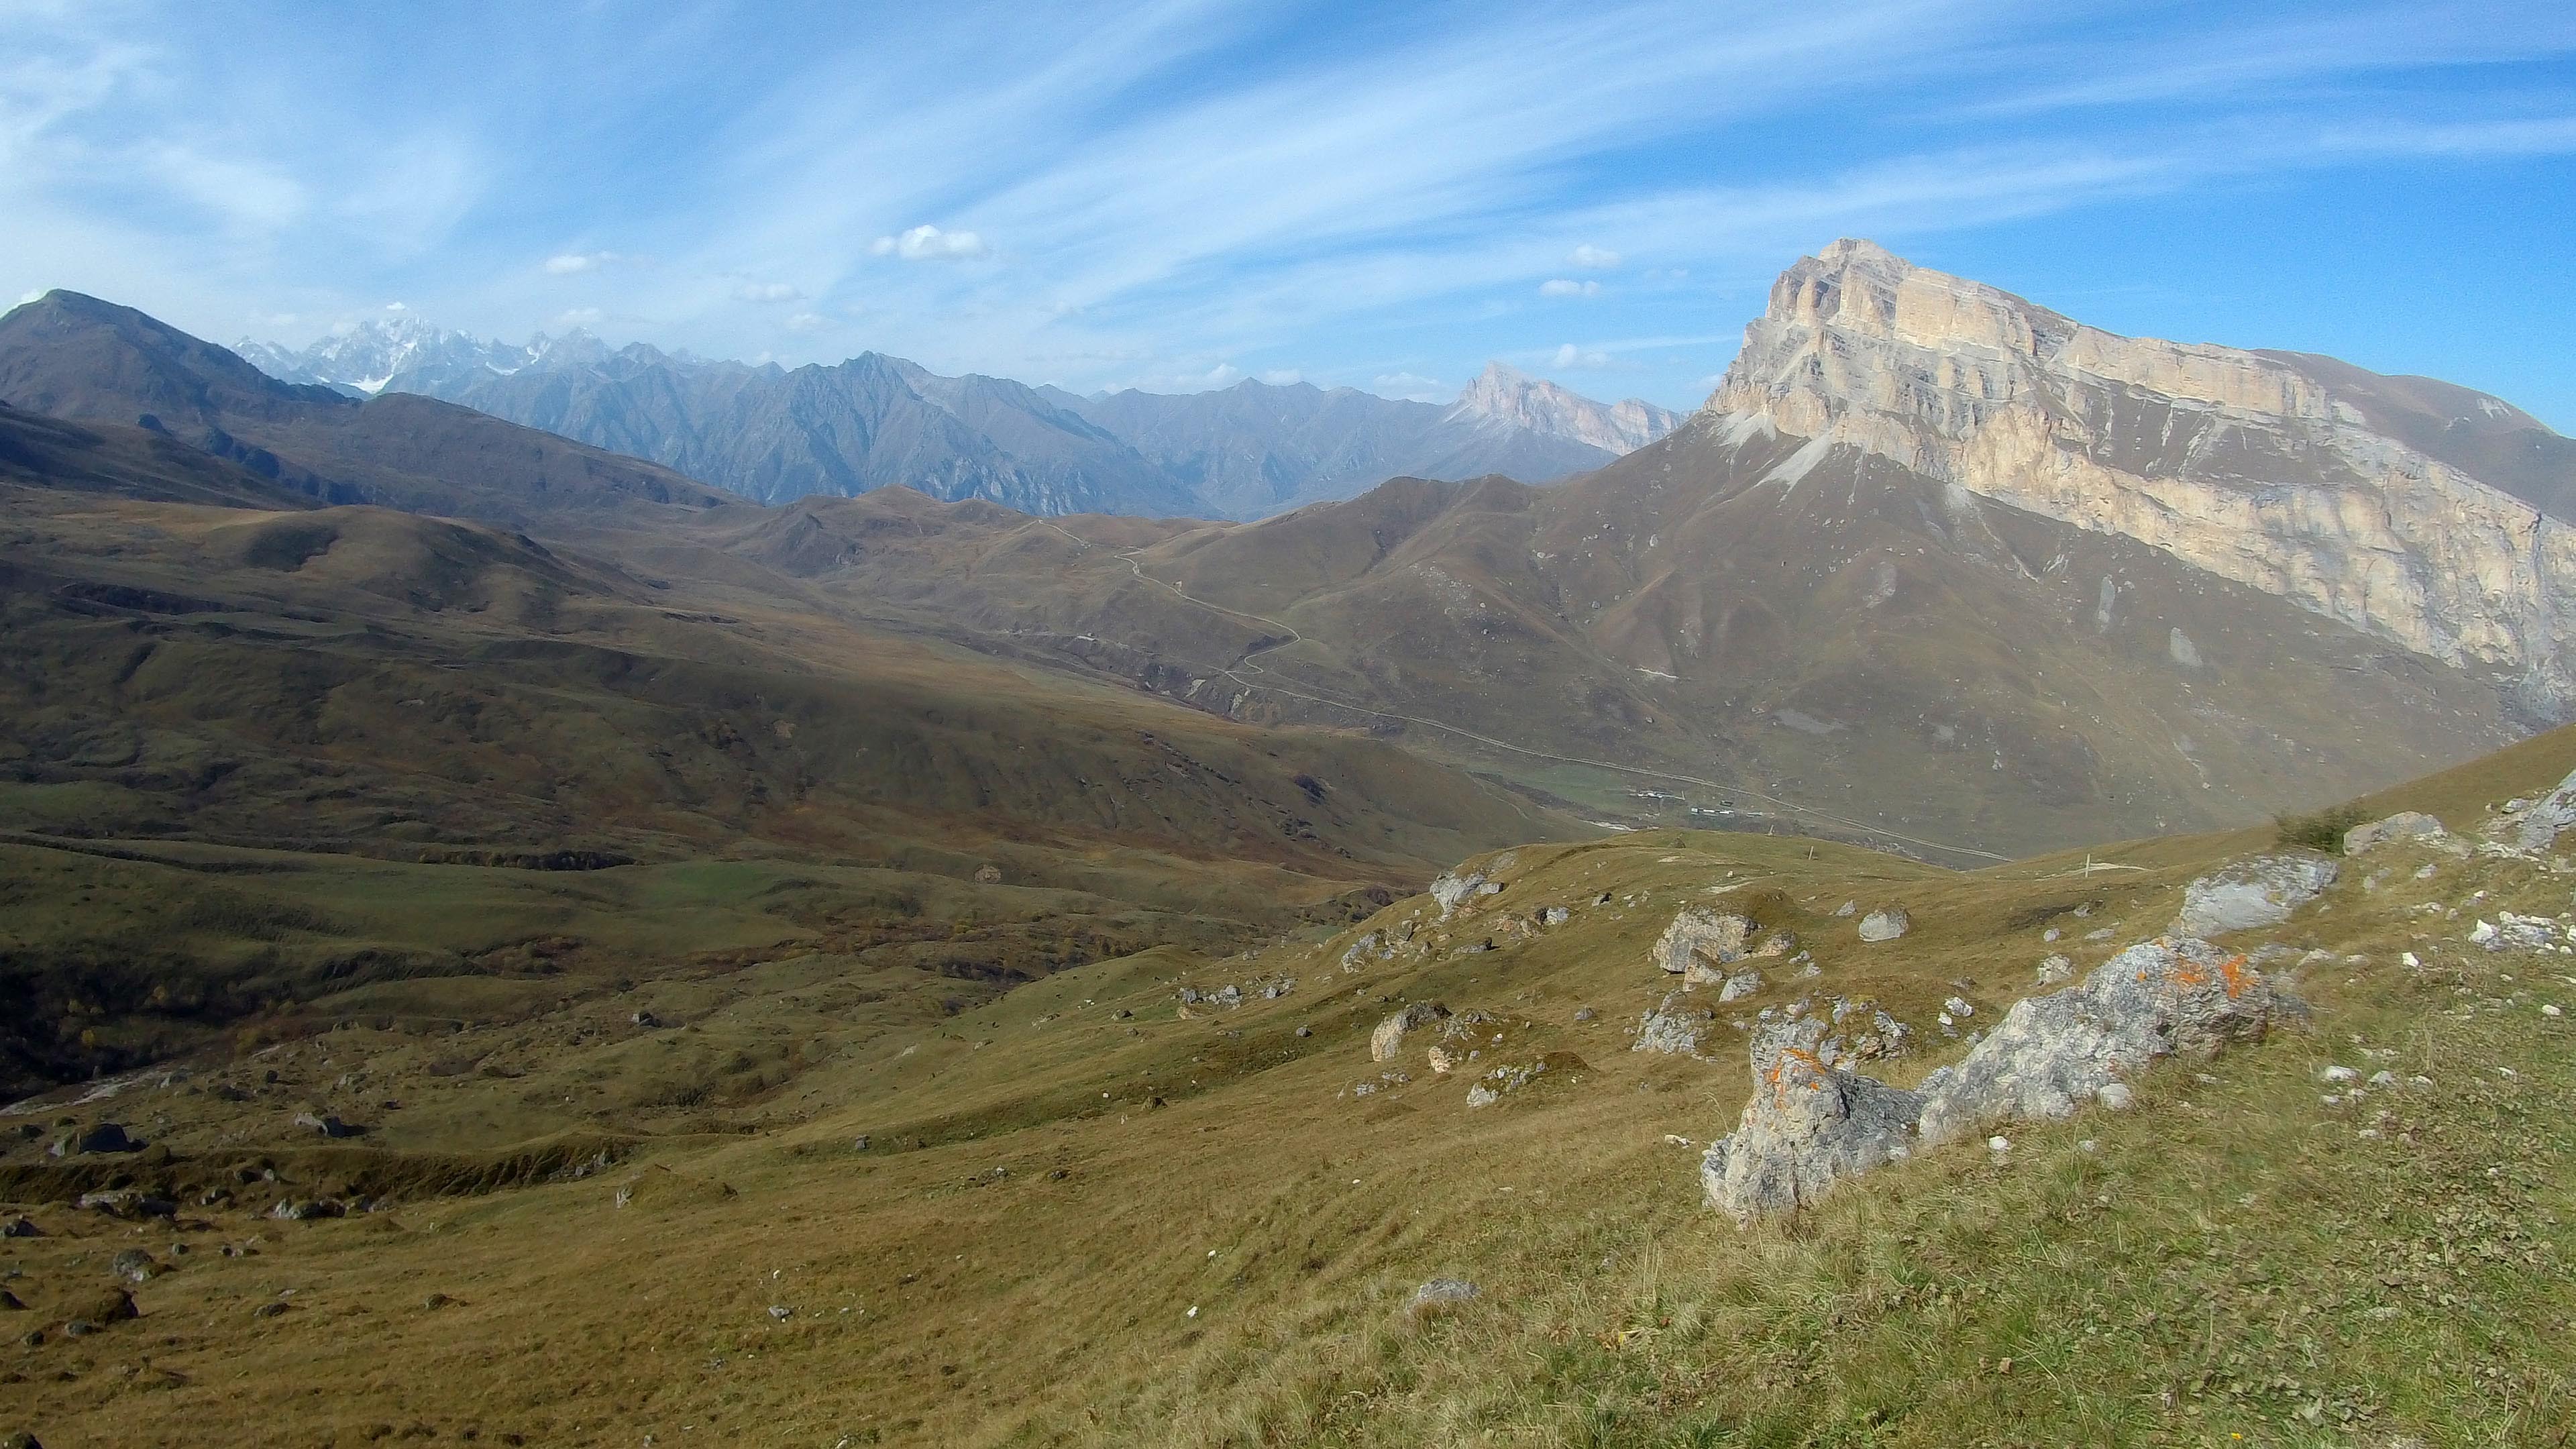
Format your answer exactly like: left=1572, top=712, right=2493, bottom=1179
left=241, top=320, right=1683, bottom=519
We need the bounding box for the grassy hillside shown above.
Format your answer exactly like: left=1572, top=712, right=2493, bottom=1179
left=0, top=469, right=1574, bottom=1098
left=4, top=728, right=2570, bottom=1445
left=710, top=440, right=2521, bottom=865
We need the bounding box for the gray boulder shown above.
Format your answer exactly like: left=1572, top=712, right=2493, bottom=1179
left=1652, top=908, right=1754, bottom=975
left=1406, top=1279, right=1479, bottom=1313
left=2343, top=810, right=2447, bottom=855
left=2515, top=766, right=2576, bottom=852
left=2169, top=854, right=2337, bottom=936
left=1916, top=938, right=2287, bottom=1146
left=1370, top=1002, right=1450, bottom=1062
left=1857, top=908, right=1910, bottom=943
left=1701, top=1022, right=1925, bottom=1224
left=1429, top=871, right=1488, bottom=918
left=1632, top=994, right=1712, bottom=1056
left=71, top=1123, right=138, bottom=1155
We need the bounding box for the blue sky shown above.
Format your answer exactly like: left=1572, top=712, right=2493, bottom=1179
left=5, top=1, right=2574, bottom=424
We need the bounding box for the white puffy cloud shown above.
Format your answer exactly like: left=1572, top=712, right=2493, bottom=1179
left=1552, top=343, right=1611, bottom=368
left=1567, top=244, right=1621, bottom=268
left=1258, top=368, right=1302, bottom=385
left=554, top=307, right=604, bottom=328
left=733, top=280, right=802, bottom=303
left=785, top=311, right=824, bottom=331
left=545, top=251, right=617, bottom=274
left=1538, top=278, right=1600, bottom=297
left=870, top=224, right=989, bottom=261
left=1372, top=371, right=1448, bottom=401
left=20, top=289, right=46, bottom=305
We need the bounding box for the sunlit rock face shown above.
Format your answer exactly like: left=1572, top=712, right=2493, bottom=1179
left=1705, top=238, right=2576, bottom=720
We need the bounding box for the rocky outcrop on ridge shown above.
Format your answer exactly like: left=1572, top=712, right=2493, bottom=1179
left=1705, top=239, right=2576, bottom=718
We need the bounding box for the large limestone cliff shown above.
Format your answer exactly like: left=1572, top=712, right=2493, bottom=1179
left=1705, top=239, right=2576, bottom=718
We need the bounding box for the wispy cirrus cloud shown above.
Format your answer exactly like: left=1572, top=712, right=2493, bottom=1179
left=3, top=0, right=2573, bottom=418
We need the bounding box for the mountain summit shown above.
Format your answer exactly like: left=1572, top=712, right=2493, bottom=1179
left=1709, top=237, right=2576, bottom=717
left=1448, top=361, right=1680, bottom=453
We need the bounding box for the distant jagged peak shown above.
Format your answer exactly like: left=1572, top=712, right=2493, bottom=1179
left=247, top=311, right=539, bottom=393
left=1446, top=360, right=1680, bottom=454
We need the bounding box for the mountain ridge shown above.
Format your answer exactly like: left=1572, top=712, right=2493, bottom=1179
left=238, top=315, right=1679, bottom=519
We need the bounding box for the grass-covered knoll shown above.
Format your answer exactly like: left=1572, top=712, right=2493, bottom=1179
left=5, top=729, right=2572, bottom=1444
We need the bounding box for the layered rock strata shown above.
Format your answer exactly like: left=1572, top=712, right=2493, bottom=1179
left=1705, top=239, right=2576, bottom=717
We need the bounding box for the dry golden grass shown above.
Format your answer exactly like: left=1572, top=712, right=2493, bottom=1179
left=5, top=727, right=2574, bottom=1444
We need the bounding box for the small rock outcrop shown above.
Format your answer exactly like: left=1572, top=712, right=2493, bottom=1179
left=2514, top=767, right=2576, bottom=852
left=1702, top=938, right=2294, bottom=1222
left=1429, top=871, right=1493, bottom=918
left=2169, top=855, right=2338, bottom=936
left=1701, top=1024, right=1927, bottom=1224
left=2343, top=810, right=2447, bottom=855
left=1857, top=908, right=1909, bottom=943
left=1370, top=1002, right=1450, bottom=1061
left=1632, top=994, right=1713, bottom=1055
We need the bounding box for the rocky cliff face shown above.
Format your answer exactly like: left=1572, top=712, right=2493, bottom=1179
left=1707, top=239, right=2576, bottom=719
left=1449, top=362, right=1682, bottom=453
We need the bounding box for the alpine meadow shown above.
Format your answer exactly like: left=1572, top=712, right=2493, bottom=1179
left=5, top=4, right=2576, bottom=1446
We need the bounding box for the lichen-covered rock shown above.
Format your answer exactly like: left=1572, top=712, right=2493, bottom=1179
left=1703, top=938, right=2292, bottom=1222
left=1370, top=1002, right=1450, bottom=1061
left=1653, top=908, right=1755, bottom=975
left=1701, top=1023, right=1925, bottom=1224
left=1915, top=938, right=2287, bottom=1146
left=1716, top=969, right=1764, bottom=1002
left=2169, top=854, right=2338, bottom=936
left=2343, top=810, right=2447, bottom=855
left=1857, top=908, right=1909, bottom=943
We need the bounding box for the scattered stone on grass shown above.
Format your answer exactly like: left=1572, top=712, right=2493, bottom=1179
left=2169, top=853, right=2338, bottom=936
left=1858, top=908, right=1909, bottom=943
left=1405, top=1279, right=1479, bottom=1314
left=1371, top=1002, right=1450, bottom=1061
left=2343, top=811, right=2449, bottom=854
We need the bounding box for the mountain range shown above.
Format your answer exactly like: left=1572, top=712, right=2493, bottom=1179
left=237, top=319, right=1680, bottom=519
left=1, top=237, right=2567, bottom=868
left=690, top=239, right=2573, bottom=857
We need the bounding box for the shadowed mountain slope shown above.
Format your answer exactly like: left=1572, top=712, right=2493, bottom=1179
left=0, top=420, right=1576, bottom=1097
left=716, top=426, right=2514, bottom=863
